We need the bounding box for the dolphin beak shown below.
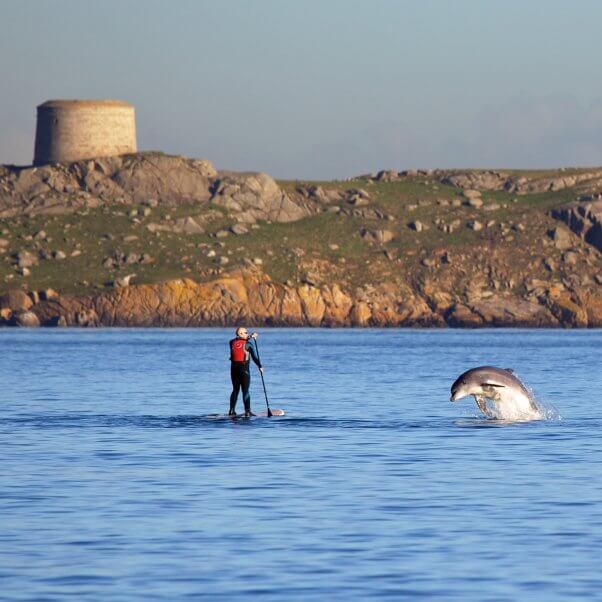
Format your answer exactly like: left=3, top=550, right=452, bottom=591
left=450, top=390, right=464, bottom=402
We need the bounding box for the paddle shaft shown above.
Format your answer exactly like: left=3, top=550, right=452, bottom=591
left=252, top=337, right=272, bottom=417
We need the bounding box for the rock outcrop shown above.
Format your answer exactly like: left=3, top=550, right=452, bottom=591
left=552, top=198, right=602, bottom=252
left=0, top=153, right=308, bottom=224
left=29, top=270, right=364, bottom=327
left=212, top=172, right=307, bottom=223
left=445, top=296, right=556, bottom=327
left=441, top=170, right=602, bottom=195
left=353, top=167, right=602, bottom=196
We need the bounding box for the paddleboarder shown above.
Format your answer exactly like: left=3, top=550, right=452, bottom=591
left=229, top=327, right=263, bottom=417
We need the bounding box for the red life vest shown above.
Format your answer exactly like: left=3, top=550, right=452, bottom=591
left=230, top=338, right=249, bottom=362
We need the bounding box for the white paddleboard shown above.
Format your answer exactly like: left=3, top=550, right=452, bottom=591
left=208, top=408, right=285, bottom=419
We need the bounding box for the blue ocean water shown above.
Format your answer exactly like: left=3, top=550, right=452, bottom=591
left=1, top=328, right=601, bottom=601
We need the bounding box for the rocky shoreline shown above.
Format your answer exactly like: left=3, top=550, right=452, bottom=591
left=2, top=267, right=601, bottom=328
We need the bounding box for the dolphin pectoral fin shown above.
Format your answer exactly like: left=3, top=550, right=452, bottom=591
left=475, top=396, right=487, bottom=413
left=482, top=382, right=506, bottom=388
left=474, top=395, right=494, bottom=417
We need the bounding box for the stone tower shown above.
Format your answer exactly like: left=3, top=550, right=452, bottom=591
left=33, top=99, right=137, bottom=165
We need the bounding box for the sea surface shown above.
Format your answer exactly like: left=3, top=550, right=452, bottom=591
left=1, top=328, right=602, bottom=601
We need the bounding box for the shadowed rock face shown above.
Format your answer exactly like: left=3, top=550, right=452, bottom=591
left=552, top=199, right=602, bottom=253
left=3, top=268, right=599, bottom=328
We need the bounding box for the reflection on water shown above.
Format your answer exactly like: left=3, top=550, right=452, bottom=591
left=1, top=328, right=602, bottom=600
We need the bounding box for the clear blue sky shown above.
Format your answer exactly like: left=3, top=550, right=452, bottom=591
left=1, top=0, right=601, bottom=178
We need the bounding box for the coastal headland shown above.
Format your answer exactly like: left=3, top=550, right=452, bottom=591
left=1, top=152, right=601, bottom=327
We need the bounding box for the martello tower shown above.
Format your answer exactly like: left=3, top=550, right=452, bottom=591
left=33, top=99, right=137, bottom=165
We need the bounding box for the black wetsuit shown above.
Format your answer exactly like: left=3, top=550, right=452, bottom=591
left=229, top=338, right=262, bottom=414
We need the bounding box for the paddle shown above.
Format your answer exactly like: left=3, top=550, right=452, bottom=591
left=251, top=334, right=273, bottom=417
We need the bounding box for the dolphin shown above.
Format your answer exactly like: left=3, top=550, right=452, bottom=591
left=450, top=366, right=540, bottom=420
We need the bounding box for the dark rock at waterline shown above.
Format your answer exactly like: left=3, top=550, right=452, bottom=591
left=45, top=315, right=67, bottom=327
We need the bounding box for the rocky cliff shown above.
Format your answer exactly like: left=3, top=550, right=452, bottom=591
left=0, top=155, right=600, bottom=327
left=2, top=266, right=600, bottom=328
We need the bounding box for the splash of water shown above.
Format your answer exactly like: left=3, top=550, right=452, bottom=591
left=481, top=387, right=561, bottom=422
left=532, top=398, right=562, bottom=421
left=482, top=398, right=541, bottom=422
left=525, top=382, right=562, bottom=421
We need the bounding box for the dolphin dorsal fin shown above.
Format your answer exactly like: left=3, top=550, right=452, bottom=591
left=504, top=368, right=514, bottom=373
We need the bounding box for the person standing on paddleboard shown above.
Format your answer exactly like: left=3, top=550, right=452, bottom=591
left=229, top=327, right=263, bottom=417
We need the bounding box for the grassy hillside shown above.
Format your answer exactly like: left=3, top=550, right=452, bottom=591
left=0, top=168, right=599, bottom=303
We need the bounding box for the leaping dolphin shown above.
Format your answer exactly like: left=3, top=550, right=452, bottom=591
left=450, top=366, right=540, bottom=420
